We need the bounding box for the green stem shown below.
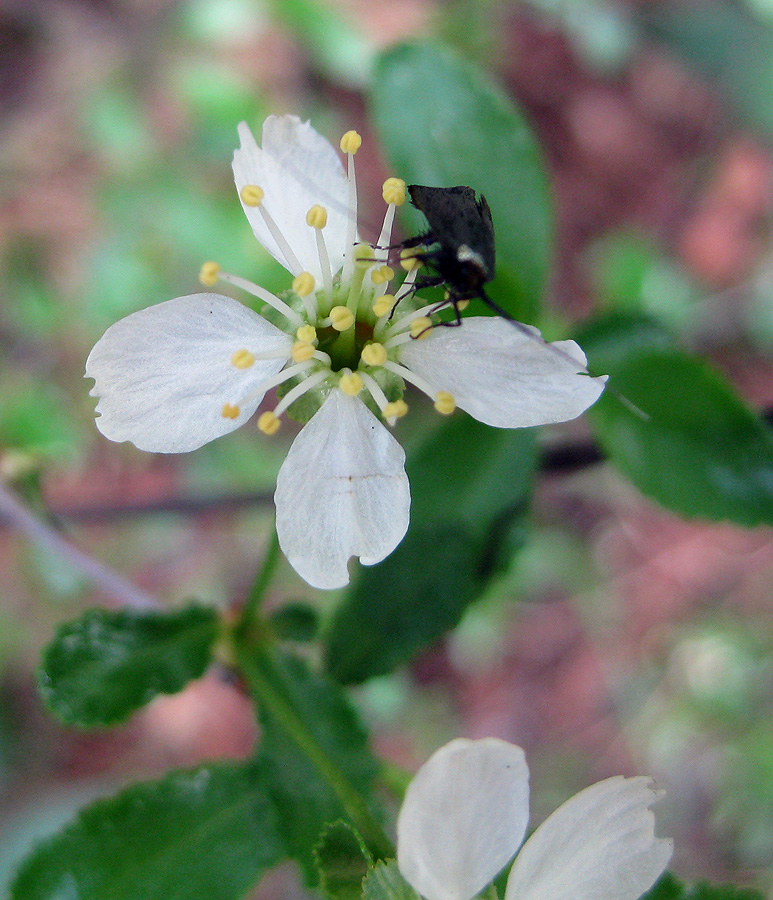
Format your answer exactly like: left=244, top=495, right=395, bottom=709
left=239, top=523, right=281, bottom=627
left=237, top=645, right=394, bottom=860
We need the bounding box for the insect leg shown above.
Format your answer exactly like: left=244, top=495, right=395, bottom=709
left=387, top=273, right=446, bottom=320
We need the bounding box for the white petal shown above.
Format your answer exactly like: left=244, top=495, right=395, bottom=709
left=400, top=317, right=607, bottom=428
left=86, top=294, right=290, bottom=453
left=274, top=390, right=410, bottom=590
left=232, top=116, right=351, bottom=281
left=397, top=738, right=530, bottom=900
left=504, top=776, right=673, bottom=900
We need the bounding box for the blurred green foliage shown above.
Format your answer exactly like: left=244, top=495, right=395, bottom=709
left=2, top=0, right=773, bottom=894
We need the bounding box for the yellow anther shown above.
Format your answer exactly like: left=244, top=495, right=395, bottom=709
left=383, top=399, right=409, bottom=420
left=231, top=349, right=255, bottom=370
left=340, top=130, right=362, bottom=154
left=306, top=205, right=328, bottom=229
left=361, top=342, right=388, bottom=366
left=292, top=272, right=315, bottom=297
left=199, top=261, right=221, bottom=286
left=434, top=391, right=456, bottom=415
left=240, top=184, right=264, bottom=206
left=296, top=324, right=317, bottom=343
left=379, top=265, right=394, bottom=280
left=372, top=295, right=396, bottom=318
left=400, top=249, right=421, bottom=271
left=339, top=371, right=363, bottom=396
left=382, top=177, right=407, bottom=206
left=353, top=243, right=373, bottom=266
left=330, top=306, right=355, bottom=331
left=221, top=403, right=241, bottom=420
left=457, top=299, right=470, bottom=311
left=291, top=340, right=316, bottom=362
left=410, top=317, right=433, bottom=339
left=371, top=270, right=385, bottom=285
left=258, top=411, right=281, bottom=435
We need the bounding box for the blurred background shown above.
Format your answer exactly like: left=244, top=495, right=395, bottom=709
left=1, top=0, right=773, bottom=895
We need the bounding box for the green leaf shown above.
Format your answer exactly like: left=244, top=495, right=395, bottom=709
left=573, top=311, right=677, bottom=373
left=325, top=416, right=535, bottom=684
left=371, top=42, right=552, bottom=322
left=263, top=0, right=373, bottom=85
left=362, top=861, right=423, bottom=900
left=11, top=761, right=285, bottom=900
left=587, top=231, right=701, bottom=334
left=38, top=604, right=219, bottom=728
left=251, top=650, right=384, bottom=879
left=315, top=821, right=373, bottom=900
left=640, top=1, right=773, bottom=139
left=643, top=873, right=766, bottom=900
left=269, top=602, right=319, bottom=642
left=578, top=314, right=773, bottom=525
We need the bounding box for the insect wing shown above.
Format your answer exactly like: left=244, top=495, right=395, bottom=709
left=408, top=185, right=496, bottom=279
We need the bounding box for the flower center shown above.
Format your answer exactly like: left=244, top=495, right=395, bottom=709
left=202, top=129, right=458, bottom=433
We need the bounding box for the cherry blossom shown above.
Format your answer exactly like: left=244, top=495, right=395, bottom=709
left=397, top=738, right=672, bottom=900
left=86, top=116, right=606, bottom=589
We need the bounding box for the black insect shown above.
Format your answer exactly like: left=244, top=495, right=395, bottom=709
left=399, top=184, right=645, bottom=417
left=396, top=184, right=514, bottom=326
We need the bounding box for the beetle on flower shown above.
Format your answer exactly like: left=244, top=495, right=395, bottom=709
left=396, top=738, right=673, bottom=900
left=86, top=115, right=607, bottom=590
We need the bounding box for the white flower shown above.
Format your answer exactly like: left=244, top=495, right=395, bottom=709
left=397, top=738, right=672, bottom=900
left=86, top=115, right=606, bottom=590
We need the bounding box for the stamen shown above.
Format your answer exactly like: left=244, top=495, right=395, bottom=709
left=389, top=298, right=452, bottom=336
left=383, top=360, right=440, bottom=402
left=372, top=294, right=397, bottom=318
left=199, top=261, right=221, bottom=287
left=292, top=271, right=317, bottom=319
left=375, top=178, right=407, bottom=257
left=383, top=399, right=409, bottom=420
left=341, top=132, right=361, bottom=284
left=400, top=264, right=420, bottom=292
left=296, top=324, right=317, bottom=344
left=260, top=203, right=304, bottom=274
left=382, top=332, right=414, bottom=351
left=292, top=272, right=315, bottom=296
left=433, top=391, right=456, bottom=415
left=457, top=299, right=470, bottom=311
left=231, top=349, right=255, bottom=369
left=359, top=372, right=403, bottom=427
left=218, top=271, right=303, bottom=327
left=382, top=177, right=406, bottom=206
left=339, top=131, right=362, bottom=154
left=241, top=360, right=317, bottom=412
left=306, top=205, right=327, bottom=229
left=291, top=340, right=316, bottom=362
left=221, top=403, right=241, bottom=419
left=272, top=369, right=329, bottom=418
left=240, top=184, right=264, bottom=206
left=400, top=248, right=422, bottom=271
left=329, top=306, right=355, bottom=332
left=306, top=206, right=333, bottom=298
left=238, top=184, right=303, bottom=276
left=410, top=317, right=433, bottom=340
left=258, top=411, right=281, bottom=435
left=360, top=342, right=387, bottom=366
left=339, top=369, right=363, bottom=396
left=345, top=243, right=373, bottom=314
left=372, top=264, right=394, bottom=286
left=359, top=371, right=389, bottom=409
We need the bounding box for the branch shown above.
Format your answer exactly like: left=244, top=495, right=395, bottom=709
left=0, top=482, right=159, bottom=609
